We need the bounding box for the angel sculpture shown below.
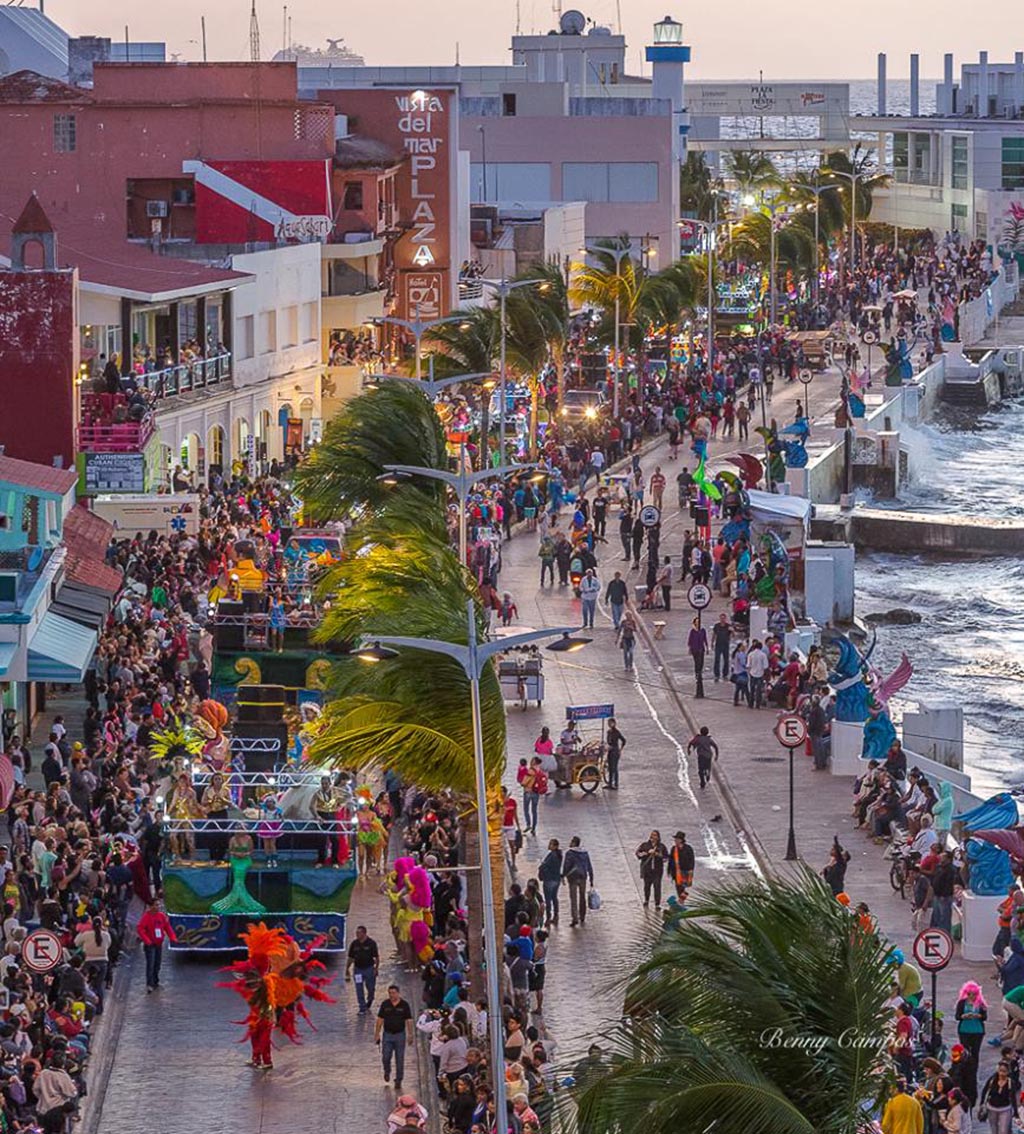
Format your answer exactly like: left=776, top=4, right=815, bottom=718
left=861, top=653, right=914, bottom=762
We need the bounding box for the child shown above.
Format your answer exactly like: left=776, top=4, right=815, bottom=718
left=258, top=796, right=283, bottom=868
left=500, top=592, right=518, bottom=627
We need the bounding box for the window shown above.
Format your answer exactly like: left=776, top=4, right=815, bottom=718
left=260, top=311, right=276, bottom=355
left=502, top=92, right=517, bottom=117
left=951, top=203, right=968, bottom=232
left=53, top=114, right=76, bottom=153
left=1002, top=137, right=1024, bottom=189
left=342, top=181, right=363, bottom=211
left=951, top=136, right=969, bottom=191
left=562, top=162, right=659, bottom=203
left=471, top=163, right=551, bottom=202
left=893, top=133, right=908, bottom=180
left=283, top=306, right=299, bottom=348
left=238, top=315, right=255, bottom=360
left=302, top=301, right=318, bottom=343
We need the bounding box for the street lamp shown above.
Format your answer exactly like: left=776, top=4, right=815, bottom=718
left=369, top=369, right=495, bottom=401
left=478, top=277, right=550, bottom=466
left=677, top=202, right=722, bottom=377
left=791, top=176, right=829, bottom=306
left=355, top=601, right=589, bottom=1134
left=376, top=312, right=468, bottom=382
left=380, top=457, right=536, bottom=566
left=584, top=244, right=631, bottom=418
left=824, top=167, right=870, bottom=275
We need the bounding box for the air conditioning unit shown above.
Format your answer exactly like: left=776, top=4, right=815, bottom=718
left=146, top=200, right=169, bottom=218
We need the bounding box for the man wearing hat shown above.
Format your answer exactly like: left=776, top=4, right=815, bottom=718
left=667, top=831, right=695, bottom=902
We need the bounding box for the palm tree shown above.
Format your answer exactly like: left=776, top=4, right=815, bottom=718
left=726, top=150, right=781, bottom=198
left=572, top=871, right=892, bottom=1134
left=725, top=209, right=816, bottom=272
left=294, top=381, right=449, bottom=522
left=296, top=384, right=508, bottom=992
left=821, top=148, right=891, bottom=259
left=679, top=152, right=721, bottom=221
left=519, top=260, right=572, bottom=416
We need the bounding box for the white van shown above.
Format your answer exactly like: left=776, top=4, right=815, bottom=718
left=91, top=494, right=201, bottom=539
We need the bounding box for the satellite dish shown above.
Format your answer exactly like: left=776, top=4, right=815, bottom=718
left=560, top=9, right=586, bottom=34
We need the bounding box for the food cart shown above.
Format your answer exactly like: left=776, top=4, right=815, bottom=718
left=497, top=645, right=545, bottom=709
left=553, top=703, right=613, bottom=793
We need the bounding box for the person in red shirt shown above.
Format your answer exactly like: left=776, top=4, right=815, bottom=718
left=137, top=899, right=178, bottom=993
left=501, top=787, right=522, bottom=865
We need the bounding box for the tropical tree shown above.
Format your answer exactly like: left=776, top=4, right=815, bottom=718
left=679, top=151, right=721, bottom=221
left=572, top=871, right=892, bottom=1134
left=726, top=149, right=781, bottom=198
left=725, top=208, right=816, bottom=272
left=295, top=383, right=508, bottom=991
left=820, top=148, right=891, bottom=259
left=518, top=260, right=572, bottom=416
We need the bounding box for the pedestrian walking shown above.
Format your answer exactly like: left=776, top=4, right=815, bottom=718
left=137, top=899, right=177, bottom=993
left=538, top=535, right=556, bottom=587
left=517, top=756, right=547, bottom=835
left=561, top=836, right=594, bottom=927
left=346, top=924, right=380, bottom=1014
left=730, top=641, right=749, bottom=706
left=631, top=516, right=645, bottom=570
left=617, top=614, right=637, bottom=670
left=687, top=726, right=718, bottom=789
left=649, top=466, right=666, bottom=510
left=376, top=984, right=414, bottom=1089
left=618, top=509, right=633, bottom=561
left=954, top=981, right=988, bottom=1066
left=538, top=838, right=563, bottom=926
left=667, top=831, right=695, bottom=902
left=688, top=617, right=708, bottom=699
left=635, top=830, right=669, bottom=909
left=657, top=556, right=674, bottom=611
left=711, top=613, right=731, bottom=681
left=502, top=786, right=523, bottom=867
left=604, top=718, right=626, bottom=790
left=746, top=639, right=769, bottom=708
left=579, top=568, right=600, bottom=629
left=604, top=571, right=628, bottom=630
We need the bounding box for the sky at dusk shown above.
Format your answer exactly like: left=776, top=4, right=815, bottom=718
left=44, top=0, right=1014, bottom=79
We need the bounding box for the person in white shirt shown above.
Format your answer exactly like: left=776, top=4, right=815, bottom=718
left=579, top=569, right=600, bottom=629
left=911, top=814, right=938, bottom=856
left=745, top=640, right=769, bottom=708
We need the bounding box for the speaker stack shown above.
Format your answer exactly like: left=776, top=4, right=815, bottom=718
left=215, top=599, right=245, bottom=651
left=231, top=685, right=289, bottom=775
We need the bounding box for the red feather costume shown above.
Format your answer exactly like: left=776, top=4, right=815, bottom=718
left=217, top=923, right=335, bottom=1069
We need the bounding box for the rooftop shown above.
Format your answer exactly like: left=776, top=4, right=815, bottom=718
left=12, top=193, right=54, bottom=235
left=0, top=455, right=78, bottom=497
left=0, top=70, right=86, bottom=104
left=334, top=136, right=404, bottom=170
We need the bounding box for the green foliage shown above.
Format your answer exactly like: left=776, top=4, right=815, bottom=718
left=726, top=150, right=781, bottom=194
left=293, top=382, right=448, bottom=522
left=572, top=871, right=892, bottom=1134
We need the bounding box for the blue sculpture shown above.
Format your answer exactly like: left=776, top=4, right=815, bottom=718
left=825, top=633, right=876, bottom=723
left=954, top=793, right=1020, bottom=832
left=861, top=653, right=913, bottom=761
left=779, top=417, right=811, bottom=468
left=862, top=711, right=898, bottom=763
left=966, top=838, right=1016, bottom=896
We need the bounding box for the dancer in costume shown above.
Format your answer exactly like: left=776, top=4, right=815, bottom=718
left=218, top=922, right=334, bottom=1070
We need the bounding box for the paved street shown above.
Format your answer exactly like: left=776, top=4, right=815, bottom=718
left=90, top=873, right=422, bottom=1134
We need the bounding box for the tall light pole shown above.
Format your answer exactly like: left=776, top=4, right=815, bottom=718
left=792, top=177, right=829, bottom=307
left=355, top=604, right=589, bottom=1134
left=381, top=457, right=535, bottom=566
left=585, top=244, right=631, bottom=418
left=477, top=124, right=488, bottom=201
left=676, top=209, right=721, bottom=379
left=825, top=168, right=868, bottom=276
left=479, top=278, right=549, bottom=467
left=377, top=311, right=467, bottom=382
left=766, top=197, right=781, bottom=327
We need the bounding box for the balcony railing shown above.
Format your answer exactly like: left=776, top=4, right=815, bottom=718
left=78, top=416, right=155, bottom=453
left=458, top=279, right=485, bottom=300
left=136, top=353, right=232, bottom=398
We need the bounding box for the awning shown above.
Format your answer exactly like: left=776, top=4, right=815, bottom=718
left=0, top=643, right=16, bottom=680
left=27, top=610, right=97, bottom=682
left=51, top=582, right=112, bottom=630
left=747, top=489, right=813, bottom=529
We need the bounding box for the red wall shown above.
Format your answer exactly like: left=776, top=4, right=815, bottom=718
left=0, top=270, right=78, bottom=469
left=0, top=65, right=334, bottom=243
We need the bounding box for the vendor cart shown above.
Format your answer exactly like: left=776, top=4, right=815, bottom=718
left=498, top=645, right=545, bottom=709
left=552, top=703, right=613, bottom=793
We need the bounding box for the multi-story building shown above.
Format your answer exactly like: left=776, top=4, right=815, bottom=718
left=862, top=50, right=1024, bottom=254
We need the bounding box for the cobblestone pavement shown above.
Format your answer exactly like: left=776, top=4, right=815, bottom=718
left=92, top=872, right=421, bottom=1134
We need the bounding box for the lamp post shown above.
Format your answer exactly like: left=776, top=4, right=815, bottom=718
left=825, top=168, right=869, bottom=276
left=479, top=277, right=550, bottom=467
left=676, top=206, right=721, bottom=380
left=792, top=177, right=829, bottom=306
left=585, top=244, right=631, bottom=418
left=477, top=124, right=488, bottom=202
left=355, top=604, right=589, bottom=1134
left=381, top=457, right=535, bottom=566
left=377, top=311, right=467, bottom=382
left=766, top=197, right=781, bottom=327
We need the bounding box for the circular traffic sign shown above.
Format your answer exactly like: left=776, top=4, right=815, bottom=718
left=639, top=504, right=661, bottom=528
left=912, top=928, right=954, bottom=972
left=798, top=368, right=814, bottom=386
left=773, top=713, right=808, bottom=749
left=22, top=928, right=64, bottom=974
left=687, top=583, right=712, bottom=610
left=861, top=329, right=879, bottom=345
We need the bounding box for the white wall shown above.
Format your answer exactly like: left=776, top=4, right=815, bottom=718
left=542, top=201, right=586, bottom=268
left=229, top=244, right=321, bottom=389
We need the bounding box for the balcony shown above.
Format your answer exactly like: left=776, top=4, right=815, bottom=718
left=78, top=393, right=156, bottom=453
left=322, top=290, right=386, bottom=330
left=135, top=353, right=232, bottom=398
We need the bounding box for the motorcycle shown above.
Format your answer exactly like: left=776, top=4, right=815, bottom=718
left=569, top=555, right=583, bottom=598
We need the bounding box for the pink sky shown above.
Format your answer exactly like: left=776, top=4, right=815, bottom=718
left=44, top=0, right=1015, bottom=80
